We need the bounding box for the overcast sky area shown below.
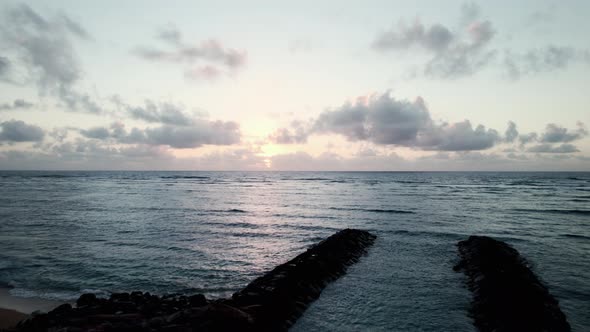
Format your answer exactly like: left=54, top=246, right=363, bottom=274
left=0, top=0, right=589, bottom=170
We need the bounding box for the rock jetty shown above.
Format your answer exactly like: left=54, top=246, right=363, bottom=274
left=12, top=229, right=376, bottom=331
left=454, top=236, right=570, bottom=332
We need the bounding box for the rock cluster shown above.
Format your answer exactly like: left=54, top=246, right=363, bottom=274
left=229, top=228, right=377, bottom=330
left=454, top=236, right=570, bottom=332
left=12, top=229, right=376, bottom=332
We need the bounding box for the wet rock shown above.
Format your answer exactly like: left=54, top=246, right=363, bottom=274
left=109, top=292, right=130, bottom=302
left=188, top=294, right=207, bottom=307
left=229, top=228, right=376, bottom=331
left=11, top=229, right=375, bottom=332
left=455, top=235, right=570, bottom=332
left=76, top=293, right=98, bottom=307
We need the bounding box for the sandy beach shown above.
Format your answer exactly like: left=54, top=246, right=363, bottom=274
left=0, top=288, right=64, bottom=329
left=0, top=308, right=27, bottom=329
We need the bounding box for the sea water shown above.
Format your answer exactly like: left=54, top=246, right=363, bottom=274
left=0, top=171, right=588, bottom=330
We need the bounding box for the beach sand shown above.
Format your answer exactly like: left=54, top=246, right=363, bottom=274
left=0, top=288, right=64, bottom=329
left=0, top=308, right=27, bottom=329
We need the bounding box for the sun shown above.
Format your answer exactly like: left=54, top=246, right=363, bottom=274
left=260, top=144, right=286, bottom=158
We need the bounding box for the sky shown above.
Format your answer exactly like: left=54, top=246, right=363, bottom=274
left=0, top=0, right=589, bottom=171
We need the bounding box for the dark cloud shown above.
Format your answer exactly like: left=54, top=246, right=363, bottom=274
left=140, top=121, right=240, bottom=148
left=49, top=128, right=69, bottom=142
left=0, top=119, right=45, bottom=142
left=0, top=143, right=268, bottom=171
left=80, top=126, right=110, bottom=139
left=508, top=123, right=587, bottom=153
left=373, top=4, right=589, bottom=80
left=373, top=21, right=455, bottom=53
left=0, top=55, right=9, bottom=78
left=134, top=28, right=247, bottom=80
left=418, top=120, right=499, bottom=151
left=518, top=132, right=538, bottom=145
left=539, top=123, right=587, bottom=143
left=504, top=121, right=518, bottom=143
left=0, top=4, right=100, bottom=113
left=77, top=120, right=241, bottom=149
left=526, top=143, right=580, bottom=154
left=373, top=8, right=497, bottom=79
left=0, top=99, right=35, bottom=111
left=125, top=100, right=195, bottom=126
left=157, top=25, right=182, bottom=45
left=274, top=92, right=500, bottom=151
left=504, top=46, right=584, bottom=80
left=268, top=121, right=308, bottom=144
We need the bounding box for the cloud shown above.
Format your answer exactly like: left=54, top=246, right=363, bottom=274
left=0, top=4, right=100, bottom=113
left=139, top=121, right=240, bottom=148
left=0, top=143, right=263, bottom=170
left=184, top=65, right=222, bottom=81
left=526, top=143, right=580, bottom=153
left=0, top=99, right=35, bottom=111
left=373, top=3, right=589, bottom=79
left=78, top=120, right=241, bottom=149
left=418, top=120, right=499, bottom=151
left=275, top=92, right=501, bottom=151
left=79, top=126, right=110, bottom=139
left=0, top=55, right=9, bottom=78
left=539, top=123, right=587, bottom=143
left=271, top=92, right=589, bottom=155
left=124, top=100, right=195, bottom=126
left=373, top=21, right=455, bottom=53
left=460, top=2, right=481, bottom=25
left=134, top=27, right=247, bottom=80
left=268, top=121, right=309, bottom=144
left=157, top=25, right=182, bottom=45
left=518, top=132, right=538, bottom=145
left=0, top=119, right=45, bottom=142
left=504, top=121, right=518, bottom=142
left=373, top=6, right=497, bottom=79
left=503, top=46, right=586, bottom=80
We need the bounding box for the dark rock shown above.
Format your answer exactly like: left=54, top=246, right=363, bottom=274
left=229, top=228, right=376, bottom=331
left=52, top=303, right=72, bottom=314
left=109, top=292, right=130, bottom=302
left=188, top=294, right=207, bottom=307
left=12, top=229, right=375, bottom=332
left=455, top=235, right=571, bottom=332
left=189, top=303, right=254, bottom=331
left=76, top=293, right=98, bottom=307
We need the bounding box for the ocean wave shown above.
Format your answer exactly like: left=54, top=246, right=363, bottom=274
left=387, top=229, right=463, bottom=239
left=209, top=208, right=247, bottom=214
left=507, top=181, right=541, bottom=186
left=7, top=287, right=97, bottom=301
left=271, top=213, right=339, bottom=220
left=160, top=175, right=210, bottom=180
left=197, top=220, right=260, bottom=229
left=329, top=207, right=415, bottom=214
left=561, top=234, right=590, bottom=240
left=512, top=208, right=590, bottom=216
left=289, top=177, right=332, bottom=181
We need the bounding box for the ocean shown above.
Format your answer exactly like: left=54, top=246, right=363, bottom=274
left=0, top=171, right=588, bottom=330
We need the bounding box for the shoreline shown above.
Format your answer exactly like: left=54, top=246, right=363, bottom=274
left=13, top=229, right=377, bottom=331
left=0, top=308, right=28, bottom=329
left=0, top=288, right=65, bottom=329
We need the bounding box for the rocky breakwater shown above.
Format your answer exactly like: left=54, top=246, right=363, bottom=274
left=454, top=236, right=570, bottom=332
left=12, top=229, right=376, bottom=331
